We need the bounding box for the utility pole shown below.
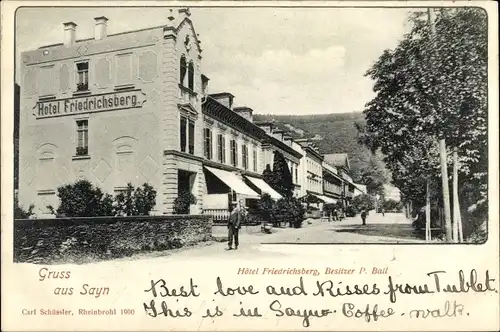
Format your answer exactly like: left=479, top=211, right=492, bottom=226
left=428, top=8, right=453, bottom=242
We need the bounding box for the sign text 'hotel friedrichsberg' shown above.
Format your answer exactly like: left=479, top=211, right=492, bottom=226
left=34, top=90, right=147, bottom=119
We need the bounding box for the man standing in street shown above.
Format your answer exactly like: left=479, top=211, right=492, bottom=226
left=227, top=201, right=243, bottom=250
left=361, top=208, right=368, bottom=225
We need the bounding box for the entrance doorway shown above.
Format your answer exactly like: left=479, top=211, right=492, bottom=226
left=176, top=170, right=196, bottom=214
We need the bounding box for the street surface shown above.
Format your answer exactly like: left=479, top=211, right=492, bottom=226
left=111, top=212, right=424, bottom=263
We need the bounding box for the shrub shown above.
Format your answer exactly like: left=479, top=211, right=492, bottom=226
left=274, top=196, right=305, bottom=228
left=14, top=194, right=34, bottom=219
left=173, top=190, right=197, bottom=214
left=53, top=180, right=114, bottom=217
left=258, top=193, right=275, bottom=221
left=50, top=180, right=156, bottom=217
left=114, top=183, right=157, bottom=216
left=345, top=205, right=357, bottom=217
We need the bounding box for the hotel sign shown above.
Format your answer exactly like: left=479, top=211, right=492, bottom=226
left=34, top=89, right=147, bottom=119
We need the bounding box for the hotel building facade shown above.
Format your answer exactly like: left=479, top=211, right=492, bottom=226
left=18, top=9, right=355, bottom=218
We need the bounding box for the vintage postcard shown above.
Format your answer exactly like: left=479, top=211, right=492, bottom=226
left=1, top=1, right=499, bottom=331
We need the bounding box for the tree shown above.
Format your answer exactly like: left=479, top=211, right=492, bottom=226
left=52, top=180, right=114, bottom=217
left=382, top=199, right=403, bottom=212
left=362, top=8, right=487, bottom=242
left=352, top=194, right=375, bottom=212
left=262, top=151, right=294, bottom=197
left=262, top=164, right=275, bottom=191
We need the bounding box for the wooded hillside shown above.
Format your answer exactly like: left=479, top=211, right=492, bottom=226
left=254, top=112, right=389, bottom=190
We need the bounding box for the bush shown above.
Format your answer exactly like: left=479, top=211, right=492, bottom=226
left=345, top=205, right=357, bottom=217
left=258, top=193, right=275, bottom=221
left=173, top=190, right=197, bottom=214
left=51, top=180, right=114, bottom=217
left=14, top=193, right=34, bottom=219
left=49, top=180, right=156, bottom=217
left=114, top=183, right=157, bottom=216
left=257, top=194, right=304, bottom=227
left=274, top=197, right=305, bottom=228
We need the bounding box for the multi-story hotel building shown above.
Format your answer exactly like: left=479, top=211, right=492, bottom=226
left=324, top=153, right=356, bottom=205
left=18, top=9, right=297, bottom=218
left=18, top=8, right=358, bottom=218
left=321, top=161, right=344, bottom=204
left=295, top=138, right=323, bottom=197
left=19, top=10, right=209, bottom=216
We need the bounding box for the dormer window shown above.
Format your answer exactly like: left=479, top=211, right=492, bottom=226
left=76, top=62, right=89, bottom=91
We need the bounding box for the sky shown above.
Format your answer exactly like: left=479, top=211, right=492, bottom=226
left=15, top=6, right=413, bottom=115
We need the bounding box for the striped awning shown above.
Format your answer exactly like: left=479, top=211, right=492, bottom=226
left=204, top=166, right=259, bottom=199
left=244, top=176, right=282, bottom=200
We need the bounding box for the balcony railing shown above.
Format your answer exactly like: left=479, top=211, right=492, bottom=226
left=324, top=185, right=342, bottom=195
left=76, top=83, right=89, bottom=92
left=76, top=146, right=88, bottom=156
left=179, top=84, right=197, bottom=106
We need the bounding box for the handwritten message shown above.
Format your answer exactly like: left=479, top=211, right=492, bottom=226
left=142, top=269, right=497, bottom=327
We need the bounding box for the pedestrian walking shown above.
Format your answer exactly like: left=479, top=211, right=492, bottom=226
left=381, top=208, right=385, bottom=217
left=333, top=208, right=338, bottom=221
left=361, top=208, right=368, bottom=225
left=227, top=201, right=243, bottom=250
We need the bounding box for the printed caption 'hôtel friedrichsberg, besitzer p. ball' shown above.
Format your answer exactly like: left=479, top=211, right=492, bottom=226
left=18, top=8, right=356, bottom=218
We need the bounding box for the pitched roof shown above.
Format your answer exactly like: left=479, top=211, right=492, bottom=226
left=323, top=153, right=350, bottom=169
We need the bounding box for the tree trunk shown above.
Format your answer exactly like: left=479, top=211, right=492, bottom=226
left=439, top=139, right=453, bottom=242
left=458, top=205, right=464, bottom=242
left=426, top=180, right=431, bottom=242
left=452, top=149, right=460, bottom=242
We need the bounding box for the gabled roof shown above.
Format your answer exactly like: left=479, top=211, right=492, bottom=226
left=324, top=153, right=350, bottom=169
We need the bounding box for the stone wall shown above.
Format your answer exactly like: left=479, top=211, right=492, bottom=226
left=14, top=215, right=212, bottom=264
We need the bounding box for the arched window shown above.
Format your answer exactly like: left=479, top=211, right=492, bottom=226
left=180, top=56, right=187, bottom=85
left=188, top=61, right=194, bottom=90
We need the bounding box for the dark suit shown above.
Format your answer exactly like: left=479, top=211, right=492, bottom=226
left=228, top=207, right=242, bottom=248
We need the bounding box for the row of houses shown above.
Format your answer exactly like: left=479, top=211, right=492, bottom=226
left=17, top=8, right=358, bottom=218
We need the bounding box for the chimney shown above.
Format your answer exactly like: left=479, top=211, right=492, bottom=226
left=94, top=16, right=108, bottom=40
left=63, top=22, right=77, bottom=47
left=178, top=7, right=191, bottom=18
left=209, top=92, right=234, bottom=109
left=233, top=107, right=254, bottom=123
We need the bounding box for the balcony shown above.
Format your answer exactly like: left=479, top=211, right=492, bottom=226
left=324, top=185, right=342, bottom=196
left=179, top=84, right=198, bottom=106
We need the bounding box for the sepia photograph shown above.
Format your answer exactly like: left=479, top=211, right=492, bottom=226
left=12, top=4, right=490, bottom=266
left=2, top=2, right=498, bottom=331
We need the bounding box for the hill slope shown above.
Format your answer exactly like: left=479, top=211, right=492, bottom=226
left=253, top=112, right=387, bottom=185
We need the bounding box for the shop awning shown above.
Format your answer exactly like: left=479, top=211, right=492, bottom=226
left=317, top=194, right=338, bottom=204
left=244, top=176, right=282, bottom=200
left=204, top=166, right=259, bottom=198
